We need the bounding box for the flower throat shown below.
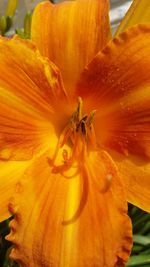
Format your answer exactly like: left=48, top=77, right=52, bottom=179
left=48, top=97, right=97, bottom=177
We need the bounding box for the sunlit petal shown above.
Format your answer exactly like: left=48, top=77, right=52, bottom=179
left=0, top=35, right=67, bottom=221
left=77, top=24, right=150, bottom=159
left=113, top=152, right=150, bottom=213
left=31, top=0, right=111, bottom=96
left=6, top=151, right=132, bottom=267
left=0, top=35, right=66, bottom=161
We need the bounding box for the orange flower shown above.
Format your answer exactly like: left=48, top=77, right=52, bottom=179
left=0, top=0, right=150, bottom=266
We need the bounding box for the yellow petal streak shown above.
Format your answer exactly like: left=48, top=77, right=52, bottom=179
left=60, top=177, right=80, bottom=267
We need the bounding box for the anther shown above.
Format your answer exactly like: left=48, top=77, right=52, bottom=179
left=106, top=173, right=113, bottom=182
left=77, top=97, right=83, bottom=121
left=87, top=110, right=97, bottom=128
left=81, top=120, right=87, bottom=135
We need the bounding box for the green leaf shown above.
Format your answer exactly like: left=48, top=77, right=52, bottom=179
left=0, top=16, right=7, bottom=35
left=24, top=11, right=32, bottom=39
left=139, top=221, right=150, bottom=235
left=5, top=16, right=13, bottom=32
left=133, top=235, right=150, bottom=246
left=5, top=0, right=18, bottom=17
left=141, top=248, right=150, bottom=255
left=132, top=244, right=143, bottom=254
left=127, top=255, right=150, bottom=266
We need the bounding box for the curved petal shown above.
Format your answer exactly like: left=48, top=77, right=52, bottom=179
left=0, top=161, right=31, bottom=221
left=7, top=151, right=132, bottom=267
left=76, top=24, right=150, bottom=160
left=31, top=0, right=111, bottom=96
left=0, top=36, right=66, bottom=221
left=0, top=35, right=66, bottom=161
left=116, top=0, right=150, bottom=35
left=115, top=154, right=150, bottom=213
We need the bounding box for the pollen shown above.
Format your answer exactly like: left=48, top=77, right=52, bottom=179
left=106, top=173, right=113, bottom=182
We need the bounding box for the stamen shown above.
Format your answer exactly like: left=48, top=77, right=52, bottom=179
left=87, top=110, right=97, bottom=127
left=87, top=110, right=97, bottom=148
left=81, top=118, right=87, bottom=136
left=77, top=96, right=83, bottom=121
left=48, top=97, right=100, bottom=224
left=62, top=168, right=79, bottom=179
left=62, top=164, right=89, bottom=225
left=87, top=124, right=97, bottom=148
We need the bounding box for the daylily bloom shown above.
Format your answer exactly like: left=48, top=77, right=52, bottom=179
left=0, top=0, right=150, bottom=266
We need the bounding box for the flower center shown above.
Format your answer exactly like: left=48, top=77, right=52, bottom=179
left=47, top=98, right=98, bottom=225
left=48, top=98, right=117, bottom=225
left=48, top=97, right=97, bottom=177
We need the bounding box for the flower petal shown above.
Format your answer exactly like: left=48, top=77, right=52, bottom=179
left=0, top=35, right=66, bottom=161
left=0, top=161, right=31, bottom=221
left=31, top=0, right=111, bottom=96
left=7, top=151, right=132, bottom=267
left=76, top=25, right=150, bottom=159
left=114, top=152, right=150, bottom=213
left=116, top=0, right=150, bottom=35
left=0, top=36, right=66, bottom=220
